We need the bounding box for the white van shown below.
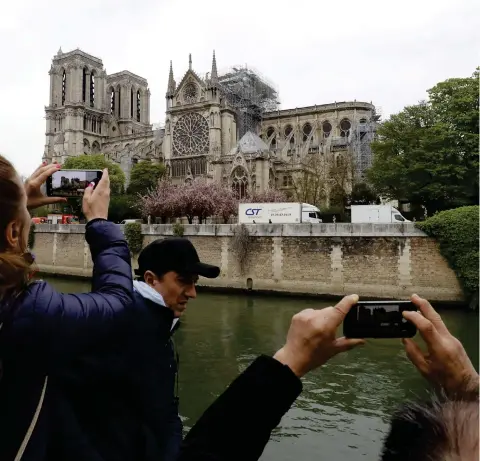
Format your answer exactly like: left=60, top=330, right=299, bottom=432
left=120, top=219, right=143, bottom=225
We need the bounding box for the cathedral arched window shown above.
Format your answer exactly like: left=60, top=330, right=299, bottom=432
left=266, top=127, right=276, bottom=149
left=231, top=167, right=248, bottom=199
left=61, top=70, right=66, bottom=106
left=302, top=123, right=312, bottom=142
left=130, top=88, right=134, bottom=118
left=340, top=119, right=351, bottom=138
left=83, top=115, right=87, bottom=131
left=82, top=68, right=87, bottom=102
left=284, top=125, right=292, bottom=138
left=136, top=91, right=141, bottom=122
left=117, top=87, right=121, bottom=118
left=285, top=125, right=295, bottom=146
left=83, top=139, right=90, bottom=155
left=90, top=73, right=95, bottom=107
left=110, top=88, right=115, bottom=115
left=322, top=121, right=332, bottom=138
left=92, top=141, right=100, bottom=154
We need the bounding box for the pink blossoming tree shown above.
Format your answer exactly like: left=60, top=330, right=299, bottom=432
left=140, top=179, right=288, bottom=223
left=245, top=188, right=288, bottom=203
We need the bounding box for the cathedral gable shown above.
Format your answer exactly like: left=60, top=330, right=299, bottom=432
left=174, top=70, right=206, bottom=105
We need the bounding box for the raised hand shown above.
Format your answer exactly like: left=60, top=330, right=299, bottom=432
left=24, top=162, right=67, bottom=210
left=274, top=295, right=365, bottom=377
left=402, top=294, right=479, bottom=399
left=82, top=169, right=110, bottom=222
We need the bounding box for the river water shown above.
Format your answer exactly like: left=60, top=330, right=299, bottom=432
left=46, top=277, right=479, bottom=461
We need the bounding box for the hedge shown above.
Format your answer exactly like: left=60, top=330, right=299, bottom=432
left=416, top=206, right=479, bottom=308
left=124, top=222, right=144, bottom=255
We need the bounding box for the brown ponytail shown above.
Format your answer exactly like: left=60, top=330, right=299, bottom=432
left=0, top=155, right=34, bottom=303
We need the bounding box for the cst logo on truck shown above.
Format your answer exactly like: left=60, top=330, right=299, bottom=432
left=245, top=208, right=262, bottom=216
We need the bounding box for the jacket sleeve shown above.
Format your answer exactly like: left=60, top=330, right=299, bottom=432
left=4, top=219, right=134, bottom=368
left=178, top=355, right=302, bottom=461
left=161, top=407, right=183, bottom=461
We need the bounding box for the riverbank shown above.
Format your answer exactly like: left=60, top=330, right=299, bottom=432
left=39, top=271, right=468, bottom=309
left=33, top=223, right=464, bottom=303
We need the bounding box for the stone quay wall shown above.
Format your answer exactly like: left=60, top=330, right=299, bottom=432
left=33, top=223, right=464, bottom=302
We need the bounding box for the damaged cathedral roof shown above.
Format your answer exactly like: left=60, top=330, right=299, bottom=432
left=236, top=131, right=269, bottom=154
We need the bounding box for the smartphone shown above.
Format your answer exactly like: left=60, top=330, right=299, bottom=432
left=46, top=169, right=102, bottom=197
left=343, top=301, right=417, bottom=339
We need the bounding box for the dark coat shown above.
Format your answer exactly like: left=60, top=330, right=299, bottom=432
left=0, top=219, right=133, bottom=461
left=178, top=355, right=303, bottom=461
left=48, top=291, right=183, bottom=461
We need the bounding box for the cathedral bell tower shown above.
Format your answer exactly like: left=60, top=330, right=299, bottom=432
left=44, top=48, right=108, bottom=162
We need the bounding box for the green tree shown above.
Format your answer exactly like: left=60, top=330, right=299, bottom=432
left=349, top=182, right=379, bottom=205
left=109, top=195, right=142, bottom=223
left=368, top=70, right=479, bottom=216
left=63, top=154, right=126, bottom=194
left=127, top=162, right=165, bottom=196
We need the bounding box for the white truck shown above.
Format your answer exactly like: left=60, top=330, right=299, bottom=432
left=238, top=203, right=322, bottom=224
left=350, top=205, right=410, bottom=223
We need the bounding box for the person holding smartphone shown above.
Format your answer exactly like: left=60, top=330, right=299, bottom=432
left=177, top=294, right=478, bottom=461
left=0, top=157, right=134, bottom=461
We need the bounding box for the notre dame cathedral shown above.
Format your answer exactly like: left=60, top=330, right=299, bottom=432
left=44, top=48, right=378, bottom=204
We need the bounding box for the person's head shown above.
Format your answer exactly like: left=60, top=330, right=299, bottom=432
left=135, top=238, right=220, bottom=317
left=0, top=155, right=33, bottom=300
left=381, top=395, right=479, bottom=461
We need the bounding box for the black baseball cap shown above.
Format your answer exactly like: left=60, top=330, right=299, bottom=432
left=135, top=238, right=220, bottom=279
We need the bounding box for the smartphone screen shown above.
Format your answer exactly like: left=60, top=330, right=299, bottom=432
left=46, top=169, right=102, bottom=197
left=343, top=301, right=417, bottom=339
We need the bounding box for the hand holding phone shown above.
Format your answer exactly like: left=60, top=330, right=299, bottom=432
left=402, top=295, right=479, bottom=398
left=82, top=169, right=110, bottom=222
left=343, top=301, right=417, bottom=339
left=24, top=162, right=68, bottom=210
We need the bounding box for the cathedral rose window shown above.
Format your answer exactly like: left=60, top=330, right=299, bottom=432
left=183, top=83, right=198, bottom=104
left=172, top=113, right=209, bottom=156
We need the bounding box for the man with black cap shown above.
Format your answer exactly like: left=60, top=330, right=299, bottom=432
left=50, top=237, right=220, bottom=461
left=134, top=237, right=220, bottom=318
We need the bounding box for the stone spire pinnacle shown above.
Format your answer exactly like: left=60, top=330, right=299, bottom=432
left=211, top=50, right=218, bottom=84
left=189, top=53, right=192, bottom=70
left=57, top=47, right=63, bottom=56
left=166, top=60, right=176, bottom=97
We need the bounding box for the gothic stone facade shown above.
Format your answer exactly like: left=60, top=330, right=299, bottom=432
left=44, top=48, right=377, bottom=201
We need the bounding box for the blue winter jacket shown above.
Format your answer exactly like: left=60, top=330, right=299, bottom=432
left=0, top=219, right=133, bottom=461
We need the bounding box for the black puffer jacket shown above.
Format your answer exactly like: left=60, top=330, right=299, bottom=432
left=0, top=219, right=133, bottom=461
left=48, top=291, right=183, bottom=461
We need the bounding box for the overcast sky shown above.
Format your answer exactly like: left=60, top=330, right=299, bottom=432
left=1, top=0, right=478, bottom=176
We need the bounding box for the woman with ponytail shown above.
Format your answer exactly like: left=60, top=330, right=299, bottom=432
left=0, top=155, right=134, bottom=460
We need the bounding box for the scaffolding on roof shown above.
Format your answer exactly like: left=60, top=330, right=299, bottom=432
left=217, top=65, right=279, bottom=138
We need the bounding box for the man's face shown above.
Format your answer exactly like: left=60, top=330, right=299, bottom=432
left=147, top=271, right=198, bottom=317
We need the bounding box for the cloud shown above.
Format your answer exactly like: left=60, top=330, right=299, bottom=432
left=0, top=0, right=478, bottom=176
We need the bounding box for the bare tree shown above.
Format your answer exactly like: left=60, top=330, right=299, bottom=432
left=289, top=151, right=354, bottom=208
